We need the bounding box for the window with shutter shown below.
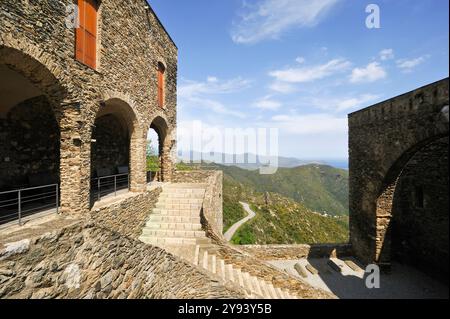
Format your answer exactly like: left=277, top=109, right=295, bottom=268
left=75, top=0, right=98, bottom=69
left=158, top=63, right=165, bottom=108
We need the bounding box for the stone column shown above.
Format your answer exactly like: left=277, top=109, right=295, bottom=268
left=129, top=127, right=147, bottom=192
left=59, top=102, right=91, bottom=215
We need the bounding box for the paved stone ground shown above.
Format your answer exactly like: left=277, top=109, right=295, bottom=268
left=268, top=257, right=449, bottom=299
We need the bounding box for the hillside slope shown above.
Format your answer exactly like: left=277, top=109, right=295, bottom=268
left=201, top=163, right=349, bottom=216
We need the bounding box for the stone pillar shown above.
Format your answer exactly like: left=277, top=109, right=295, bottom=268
left=59, top=102, right=91, bottom=215
left=129, top=127, right=147, bottom=192
left=160, top=130, right=174, bottom=182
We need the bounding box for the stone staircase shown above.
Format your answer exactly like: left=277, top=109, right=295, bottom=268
left=139, top=183, right=297, bottom=299
left=139, top=183, right=211, bottom=247
left=193, top=244, right=297, bottom=299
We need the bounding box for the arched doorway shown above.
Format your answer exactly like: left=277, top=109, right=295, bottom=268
left=0, top=55, right=61, bottom=225
left=147, top=116, right=171, bottom=183
left=376, top=136, right=449, bottom=282
left=90, top=98, right=143, bottom=204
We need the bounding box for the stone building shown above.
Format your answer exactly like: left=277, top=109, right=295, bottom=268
left=0, top=0, right=177, bottom=215
left=348, top=78, right=449, bottom=283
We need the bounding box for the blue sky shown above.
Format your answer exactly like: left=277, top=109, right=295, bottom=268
left=147, top=0, right=449, bottom=161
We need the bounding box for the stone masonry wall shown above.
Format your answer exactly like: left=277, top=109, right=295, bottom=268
left=0, top=96, right=59, bottom=190
left=348, top=78, right=449, bottom=265
left=89, top=188, right=162, bottom=239
left=0, top=222, right=244, bottom=299
left=239, top=244, right=352, bottom=261
left=392, top=137, right=449, bottom=281
left=0, top=0, right=178, bottom=214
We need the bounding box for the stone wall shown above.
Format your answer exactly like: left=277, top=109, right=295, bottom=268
left=391, top=137, right=449, bottom=281
left=0, top=0, right=178, bottom=214
left=89, top=188, right=162, bottom=239
left=91, top=114, right=130, bottom=177
left=0, top=222, right=244, bottom=299
left=0, top=96, right=59, bottom=190
left=239, top=244, right=352, bottom=261
left=348, top=78, right=449, bottom=268
left=214, top=243, right=335, bottom=299
left=173, top=170, right=224, bottom=241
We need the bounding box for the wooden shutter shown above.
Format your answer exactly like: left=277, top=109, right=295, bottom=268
left=75, top=0, right=97, bottom=69
left=158, top=64, right=165, bottom=108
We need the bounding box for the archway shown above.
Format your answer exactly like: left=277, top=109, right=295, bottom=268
left=90, top=98, right=144, bottom=204
left=375, top=136, right=449, bottom=282
left=147, top=116, right=171, bottom=182
left=0, top=53, right=62, bottom=225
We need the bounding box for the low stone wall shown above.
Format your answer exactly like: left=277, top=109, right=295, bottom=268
left=173, top=170, right=224, bottom=241
left=0, top=222, right=244, bottom=299
left=89, top=188, right=162, bottom=239
left=238, top=244, right=352, bottom=261
left=215, top=244, right=336, bottom=299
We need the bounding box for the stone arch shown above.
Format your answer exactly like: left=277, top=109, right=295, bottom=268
left=374, top=134, right=449, bottom=271
left=90, top=96, right=146, bottom=204
left=147, top=114, right=173, bottom=182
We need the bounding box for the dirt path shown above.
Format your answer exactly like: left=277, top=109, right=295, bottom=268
left=223, top=202, right=256, bottom=241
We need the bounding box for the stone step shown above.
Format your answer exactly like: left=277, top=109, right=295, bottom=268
left=163, top=183, right=208, bottom=189
left=141, top=229, right=207, bottom=238
left=152, top=209, right=202, bottom=217
left=158, top=198, right=204, bottom=204
left=140, top=236, right=211, bottom=246
left=145, top=222, right=203, bottom=231
left=155, top=202, right=202, bottom=210
left=162, top=188, right=206, bottom=194
left=159, top=193, right=205, bottom=199
left=148, top=215, right=201, bottom=224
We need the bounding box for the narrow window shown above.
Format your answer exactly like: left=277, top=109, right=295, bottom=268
left=76, top=0, right=98, bottom=69
left=157, top=63, right=165, bottom=108
left=414, top=185, right=424, bottom=208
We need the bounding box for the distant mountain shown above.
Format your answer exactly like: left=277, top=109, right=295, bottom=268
left=177, top=151, right=346, bottom=170
left=195, top=162, right=349, bottom=216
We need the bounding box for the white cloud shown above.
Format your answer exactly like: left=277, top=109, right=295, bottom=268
left=379, top=49, right=394, bottom=61
left=253, top=96, right=282, bottom=110
left=269, top=81, right=297, bottom=94
left=179, top=77, right=251, bottom=98
left=269, top=58, right=351, bottom=84
left=335, top=94, right=379, bottom=111
left=350, top=62, right=386, bottom=83
left=396, top=56, right=428, bottom=72
left=269, top=113, right=347, bottom=135
left=178, top=77, right=251, bottom=118
left=296, top=56, right=306, bottom=64
left=231, top=0, right=340, bottom=44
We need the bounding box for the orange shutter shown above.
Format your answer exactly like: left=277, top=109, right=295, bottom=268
left=158, top=65, right=165, bottom=107
left=75, top=0, right=97, bottom=69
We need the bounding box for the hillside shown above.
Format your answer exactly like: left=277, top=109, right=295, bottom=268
left=231, top=193, right=349, bottom=245
left=176, top=161, right=349, bottom=244
left=196, top=162, right=349, bottom=216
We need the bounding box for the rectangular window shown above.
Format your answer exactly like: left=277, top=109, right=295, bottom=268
left=76, top=0, right=98, bottom=69
left=157, top=63, right=165, bottom=108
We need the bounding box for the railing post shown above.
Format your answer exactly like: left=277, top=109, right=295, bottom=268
left=56, top=184, right=59, bottom=215
left=18, top=190, right=22, bottom=226
left=97, top=178, right=100, bottom=201
left=114, top=175, right=117, bottom=196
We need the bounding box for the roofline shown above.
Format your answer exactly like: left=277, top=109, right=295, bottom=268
left=348, top=77, right=449, bottom=117
left=143, top=0, right=178, bottom=50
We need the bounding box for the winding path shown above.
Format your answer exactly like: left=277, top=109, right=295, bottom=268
left=223, top=202, right=256, bottom=241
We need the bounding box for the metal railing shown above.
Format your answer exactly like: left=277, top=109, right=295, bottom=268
left=90, top=173, right=130, bottom=202
left=0, top=184, right=59, bottom=226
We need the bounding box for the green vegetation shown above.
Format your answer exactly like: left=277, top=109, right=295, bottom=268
left=230, top=192, right=349, bottom=245
left=179, top=161, right=349, bottom=244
